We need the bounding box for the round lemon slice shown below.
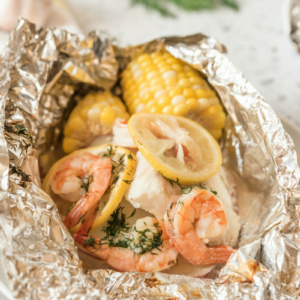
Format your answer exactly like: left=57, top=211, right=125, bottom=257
left=42, top=144, right=137, bottom=232
left=128, top=113, right=222, bottom=185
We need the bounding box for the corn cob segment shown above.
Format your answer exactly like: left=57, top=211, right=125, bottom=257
left=63, top=91, right=130, bottom=154
left=121, top=51, right=225, bottom=139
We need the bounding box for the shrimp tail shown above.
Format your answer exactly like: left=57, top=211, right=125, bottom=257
left=206, top=245, right=235, bottom=264
left=64, top=192, right=100, bottom=229
left=76, top=204, right=98, bottom=235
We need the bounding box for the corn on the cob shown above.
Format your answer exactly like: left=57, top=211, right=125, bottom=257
left=63, top=91, right=130, bottom=154
left=121, top=51, right=225, bottom=139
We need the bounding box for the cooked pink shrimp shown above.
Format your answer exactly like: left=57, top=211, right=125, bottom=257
left=50, top=152, right=112, bottom=230
left=75, top=217, right=178, bottom=272
left=164, top=188, right=235, bottom=265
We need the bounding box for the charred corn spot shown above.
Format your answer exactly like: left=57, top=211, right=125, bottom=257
left=63, top=92, right=130, bottom=154
left=121, top=51, right=226, bottom=139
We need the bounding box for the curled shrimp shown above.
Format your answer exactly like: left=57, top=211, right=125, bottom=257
left=50, top=152, right=112, bottom=230
left=75, top=217, right=178, bottom=272
left=164, top=188, right=235, bottom=265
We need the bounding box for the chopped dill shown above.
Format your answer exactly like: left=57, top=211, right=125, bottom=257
left=127, top=153, right=134, bottom=160
left=158, top=171, right=181, bottom=187
left=122, top=178, right=133, bottom=184
left=4, top=122, right=34, bottom=154
left=132, top=222, right=163, bottom=254
left=5, top=122, right=33, bottom=143
left=9, top=164, right=31, bottom=187
left=210, top=188, right=218, bottom=195
left=80, top=175, right=93, bottom=193
left=200, top=183, right=218, bottom=195
left=84, top=236, right=96, bottom=248
left=67, top=202, right=76, bottom=212
left=102, top=207, right=134, bottom=239
left=102, top=145, right=114, bottom=158
left=182, top=186, right=193, bottom=194
left=97, top=207, right=163, bottom=254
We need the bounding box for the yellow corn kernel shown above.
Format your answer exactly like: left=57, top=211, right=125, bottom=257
left=173, top=104, right=190, bottom=116
left=63, top=137, right=82, bottom=154
left=162, top=105, right=173, bottom=114
left=183, top=88, right=196, bottom=98
left=100, top=106, right=116, bottom=125
left=186, top=98, right=198, bottom=110
left=68, top=116, right=86, bottom=132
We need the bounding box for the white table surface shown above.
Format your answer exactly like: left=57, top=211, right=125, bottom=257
left=65, top=0, right=300, bottom=131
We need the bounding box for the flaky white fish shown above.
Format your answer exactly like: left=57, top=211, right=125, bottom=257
left=125, top=151, right=182, bottom=219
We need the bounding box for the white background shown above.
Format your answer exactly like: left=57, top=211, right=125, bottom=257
left=65, top=0, right=300, bottom=130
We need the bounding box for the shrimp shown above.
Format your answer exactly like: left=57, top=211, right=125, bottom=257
left=164, top=188, right=235, bottom=266
left=75, top=217, right=178, bottom=272
left=50, top=152, right=112, bottom=229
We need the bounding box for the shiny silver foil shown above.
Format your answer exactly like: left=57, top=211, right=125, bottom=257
left=291, top=0, right=300, bottom=51
left=0, top=18, right=299, bottom=299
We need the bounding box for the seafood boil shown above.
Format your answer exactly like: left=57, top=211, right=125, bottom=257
left=42, top=51, right=241, bottom=276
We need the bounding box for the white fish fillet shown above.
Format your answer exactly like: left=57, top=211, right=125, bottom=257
left=125, top=151, right=182, bottom=219
left=203, top=167, right=240, bottom=247
left=112, top=118, right=136, bottom=148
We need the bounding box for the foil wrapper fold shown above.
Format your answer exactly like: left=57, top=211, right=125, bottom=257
left=0, top=18, right=299, bottom=299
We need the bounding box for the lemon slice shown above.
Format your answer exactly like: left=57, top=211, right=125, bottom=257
left=42, top=144, right=137, bottom=232
left=128, top=113, right=221, bottom=185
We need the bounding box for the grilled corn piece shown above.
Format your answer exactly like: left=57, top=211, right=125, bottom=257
left=63, top=91, right=130, bottom=154
left=121, top=51, right=225, bottom=139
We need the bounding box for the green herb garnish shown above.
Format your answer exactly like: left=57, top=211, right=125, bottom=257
left=210, top=188, right=217, bottom=195
left=9, top=164, right=31, bottom=187
left=67, top=202, right=76, bottom=212
left=80, top=175, right=93, bottom=193
left=102, top=207, right=133, bottom=238
left=182, top=186, right=193, bottom=194
left=130, top=0, right=238, bottom=17
left=4, top=122, right=34, bottom=154
left=102, top=145, right=114, bottom=158
left=84, top=236, right=96, bottom=248
left=127, top=153, right=134, bottom=160
left=122, top=178, right=133, bottom=184
left=132, top=222, right=163, bottom=254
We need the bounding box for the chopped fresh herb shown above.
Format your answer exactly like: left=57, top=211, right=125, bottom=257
left=9, top=164, right=31, bottom=187
left=200, top=183, right=218, bottom=195
left=4, top=122, right=34, bottom=154
left=158, top=171, right=181, bottom=187
left=128, top=208, right=137, bottom=218
left=99, top=207, right=163, bottom=254
left=210, top=188, right=218, bottom=195
left=102, top=207, right=134, bottom=238
left=102, top=145, right=114, bottom=158
left=127, top=153, right=134, bottom=160
left=182, top=186, right=193, bottom=194
left=132, top=222, right=163, bottom=254
left=80, top=175, right=93, bottom=193
left=122, top=178, right=133, bottom=184
left=84, top=236, right=96, bottom=248
left=67, top=202, right=76, bottom=212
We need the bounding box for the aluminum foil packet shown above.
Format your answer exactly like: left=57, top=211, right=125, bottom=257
left=0, top=18, right=299, bottom=299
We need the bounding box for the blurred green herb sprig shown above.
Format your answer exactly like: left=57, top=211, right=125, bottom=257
left=130, top=0, right=239, bottom=17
